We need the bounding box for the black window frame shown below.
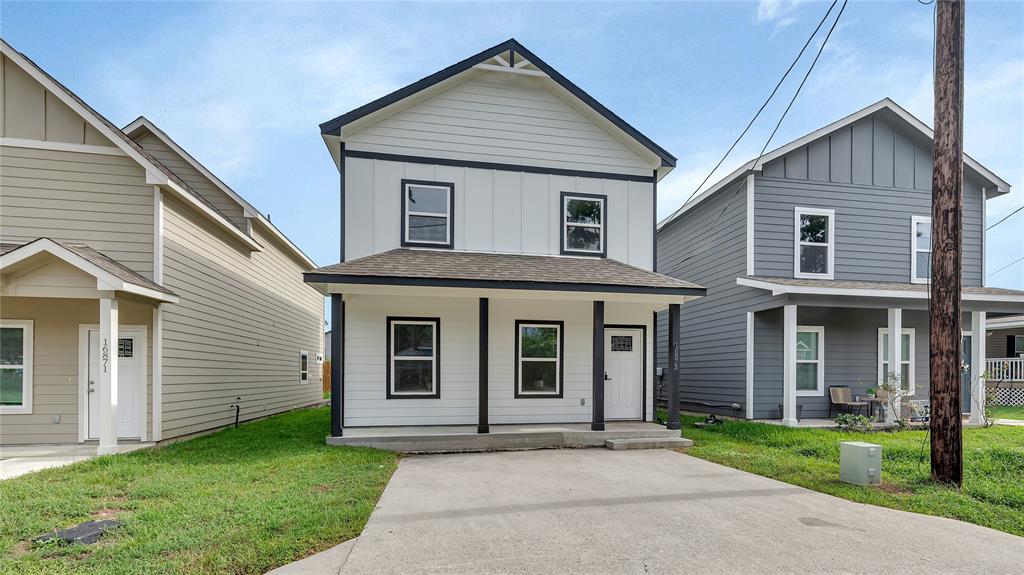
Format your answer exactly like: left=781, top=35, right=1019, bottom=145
left=386, top=316, right=441, bottom=399
left=401, top=179, right=455, bottom=249
left=560, top=191, right=607, bottom=257
left=514, top=319, right=565, bottom=399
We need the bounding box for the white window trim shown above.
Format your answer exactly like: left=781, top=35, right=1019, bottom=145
left=793, top=207, right=835, bottom=279
left=299, top=350, right=309, bottom=385
left=389, top=319, right=438, bottom=396
left=795, top=325, right=825, bottom=397
left=403, top=182, right=452, bottom=246
left=910, top=215, right=931, bottom=284
left=562, top=194, right=606, bottom=255
left=0, top=319, right=33, bottom=414
left=517, top=322, right=562, bottom=396
left=878, top=328, right=916, bottom=396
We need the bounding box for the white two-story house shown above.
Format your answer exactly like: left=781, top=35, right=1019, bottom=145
left=304, top=39, right=705, bottom=437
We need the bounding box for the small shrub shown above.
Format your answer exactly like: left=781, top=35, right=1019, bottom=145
left=834, top=413, right=873, bottom=432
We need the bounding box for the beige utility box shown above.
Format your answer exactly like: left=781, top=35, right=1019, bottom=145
left=839, top=441, right=882, bottom=485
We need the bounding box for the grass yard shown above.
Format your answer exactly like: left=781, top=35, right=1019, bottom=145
left=990, top=405, right=1024, bottom=421
left=671, top=414, right=1024, bottom=537
left=0, top=407, right=398, bottom=575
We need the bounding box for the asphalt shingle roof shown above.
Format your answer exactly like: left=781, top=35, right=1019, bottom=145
left=747, top=276, right=1024, bottom=298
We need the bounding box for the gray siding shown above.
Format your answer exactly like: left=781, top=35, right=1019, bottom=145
left=655, top=177, right=771, bottom=416
left=988, top=329, right=1023, bottom=359
left=756, top=113, right=984, bottom=285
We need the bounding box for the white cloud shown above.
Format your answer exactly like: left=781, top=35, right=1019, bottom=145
left=757, top=0, right=807, bottom=30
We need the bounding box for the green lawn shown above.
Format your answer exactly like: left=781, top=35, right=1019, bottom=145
left=991, top=405, right=1024, bottom=421
left=0, top=407, right=398, bottom=575
left=671, top=414, right=1024, bottom=537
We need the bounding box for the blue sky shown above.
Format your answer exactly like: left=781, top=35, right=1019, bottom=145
left=3, top=1, right=1022, bottom=288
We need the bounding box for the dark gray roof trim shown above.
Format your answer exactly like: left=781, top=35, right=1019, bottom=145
left=319, top=39, right=676, bottom=168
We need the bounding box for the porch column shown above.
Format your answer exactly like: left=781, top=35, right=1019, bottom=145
left=666, top=303, right=681, bottom=430
left=592, top=301, right=605, bottom=431
left=969, top=311, right=987, bottom=425
left=478, top=298, right=489, bottom=434
left=330, top=293, right=343, bottom=437
left=98, top=297, right=119, bottom=455
left=782, top=304, right=798, bottom=426
left=886, top=308, right=903, bottom=424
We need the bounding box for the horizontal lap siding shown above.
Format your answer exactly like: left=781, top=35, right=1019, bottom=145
left=0, top=145, right=154, bottom=278
left=342, top=297, right=654, bottom=426
left=160, top=196, right=323, bottom=439
left=345, top=71, right=653, bottom=177
left=656, top=177, right=772, bottom=416
left=344, top=157, right=654, bottom=269
left=987, top=329, right=1024, bottom=359
left=756, top=113, right=984, bottom=285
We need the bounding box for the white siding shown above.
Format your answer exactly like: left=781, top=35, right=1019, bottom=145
left=160, top=195, right=324, bottom=439
left=344, top=71, right=655, bottom=176
left=341, top=294, right=654, bottom=427
left=344, top=157, right=654, bottom=269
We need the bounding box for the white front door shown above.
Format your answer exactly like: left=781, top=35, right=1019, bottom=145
left=86, top=328, right=145, bottom=440
left=605, top=328, right=643, bottom=420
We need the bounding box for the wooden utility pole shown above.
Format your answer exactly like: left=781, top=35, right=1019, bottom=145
left=930, top=0, right=965, bottom=487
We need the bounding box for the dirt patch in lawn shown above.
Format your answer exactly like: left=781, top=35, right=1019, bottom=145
left=872, top=483, right=912, bottom=495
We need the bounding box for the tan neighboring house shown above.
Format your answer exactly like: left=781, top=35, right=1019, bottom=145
left=0, top=39, right=324, bottom=453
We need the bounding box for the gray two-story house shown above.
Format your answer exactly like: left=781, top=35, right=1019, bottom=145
left=656, top=99, right=1024, bottom=426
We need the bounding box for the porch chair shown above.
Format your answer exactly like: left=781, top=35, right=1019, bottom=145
left=828, top=386, right=869, bottom=418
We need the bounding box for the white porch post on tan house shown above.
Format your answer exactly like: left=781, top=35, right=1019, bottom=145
left=969, top=311, right=987, bottom=425
left=782, top=304, right=798, bottom=426
left=886, top=308, right=903, bottom=424
left=98, top=297, right=120, bottom=455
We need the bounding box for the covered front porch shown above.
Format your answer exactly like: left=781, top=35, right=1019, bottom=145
left=739, top=276, right=1024, bottom=427
left=0, top=239, right=177, bottom=453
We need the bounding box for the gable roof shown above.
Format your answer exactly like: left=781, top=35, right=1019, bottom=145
left=659, top=98, right=1012, bottom=230
left=123, top=117, right=317, bottom=269
left=319, top=38, right=675, bottom=171
left=0, top=38, right=262, bottom=253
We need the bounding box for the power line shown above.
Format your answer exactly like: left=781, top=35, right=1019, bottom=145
left=987, top=204, right=1024, bottom=231
left=685, top=0, right=839, bottom=204
left=987, top=255, right=1024, bottom=278
left=751, top=0, right=849, bottom=168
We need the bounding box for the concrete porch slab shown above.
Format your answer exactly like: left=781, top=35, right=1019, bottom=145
left=0, top=442, right=154, bottom=480
left=326, top=422, right=678, bottom=453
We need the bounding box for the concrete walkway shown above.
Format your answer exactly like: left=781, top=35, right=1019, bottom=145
left=319, top=449, right=1023, bottom=575
left=0, top=443, right=153, bottom=480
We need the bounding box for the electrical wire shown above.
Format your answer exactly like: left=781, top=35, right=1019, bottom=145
left=685, top=0, right=839, bottom=204
left=987, top=254, right=1024, bottom=278
left=987, top=204, right=1024, bottom=230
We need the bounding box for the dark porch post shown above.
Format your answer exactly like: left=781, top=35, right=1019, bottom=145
left=666, top=303, right=681, bottom=430
left=478, top=298, right=489, bottom=434
left=330, top=293, right=344, bottom=437
left=592, top=300, right=605, bottom=431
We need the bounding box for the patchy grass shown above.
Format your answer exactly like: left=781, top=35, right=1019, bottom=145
left=666, top=413, right=1024, bottom=537
left=991, top=405, right=1024, bottom=421
left=0, top=407, right=398, bottom=575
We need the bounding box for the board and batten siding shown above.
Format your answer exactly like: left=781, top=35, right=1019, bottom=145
left=756, top=113, right=984, bottom=285
left=345, top=157, right=654, bottom=269
left=655, top=176, right=775, bottom=416
left=0, top=145, right=155, bottom=278
left=131, top=131, right=247, bottom=230
left=0, top=54, right=114, bottom=146
left=344, top=71, right=656, bottom=177
left=159, top=194, right=323, bottom=438
left=0, top=297, right=152, bottom=445
left=342, top=295, right=654, bottom=427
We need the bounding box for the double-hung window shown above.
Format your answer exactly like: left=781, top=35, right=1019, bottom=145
left=402, top=180, right=454, bottom=248
left=515, top=320, right=563, bottom=398
left=299, top=351, right=309, bottom=384
left=794, top=207, right=835, bottom=279
left=387, top=317, right=440, bottom=398
left=561, top=192, right=606, bottom=256
left=911, top=216, right=931, bottom=284
left=795, top=326, right=824, bottom=396
left=0, top=320, right=33, bottom=414
left=879, top=328, right=915, bottom=395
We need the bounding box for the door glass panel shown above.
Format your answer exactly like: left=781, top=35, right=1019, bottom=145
left=611, top=336, right=633, bottom=352
left=118, top=338, right=134, bottom=358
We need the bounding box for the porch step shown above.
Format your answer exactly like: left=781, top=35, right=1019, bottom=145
left=604, top=437, right=693, bottom=450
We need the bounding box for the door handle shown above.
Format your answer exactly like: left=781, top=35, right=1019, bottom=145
left=88, top=380, right=96, bottom=393
left=604, top=372, right=612, bottom=381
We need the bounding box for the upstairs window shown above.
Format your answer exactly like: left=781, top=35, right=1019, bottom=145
left=1, top=320, right=33, bottom=414
left=561, top=193, right=606, bottom=256
left=794, top=207, right=835, bottom=279
left=402, top=180, right=454, bottom=248
left=911, top=216, right=931, bottom=284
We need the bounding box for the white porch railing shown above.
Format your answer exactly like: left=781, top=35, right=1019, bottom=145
left=986, top=358, right=1024, bottom=382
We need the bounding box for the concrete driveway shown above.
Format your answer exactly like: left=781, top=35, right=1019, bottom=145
left=300, top=449, right=1023, bottom=574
